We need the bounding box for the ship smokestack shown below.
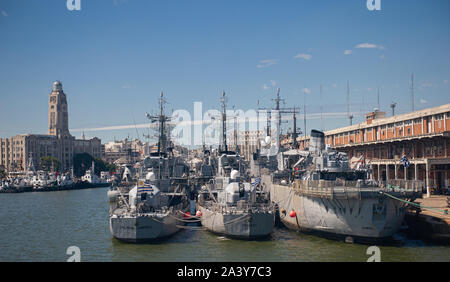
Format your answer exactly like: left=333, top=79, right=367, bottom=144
left=309, top=129, right=325, bottom=155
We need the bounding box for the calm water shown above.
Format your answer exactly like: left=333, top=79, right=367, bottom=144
left=0, top=187, right=449, bottom=262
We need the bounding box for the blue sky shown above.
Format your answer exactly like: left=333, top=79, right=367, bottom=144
left=0, top=0, right=449, bottom=142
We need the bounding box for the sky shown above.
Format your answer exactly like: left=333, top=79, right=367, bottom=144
left=0, top=0, right=449, bottom=143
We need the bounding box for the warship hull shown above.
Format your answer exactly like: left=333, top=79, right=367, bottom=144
left=198, top=206, right=275, bottom=239
left=270, top=183, right=411, bottom=242
left=110, top=212, right=183, bottom=243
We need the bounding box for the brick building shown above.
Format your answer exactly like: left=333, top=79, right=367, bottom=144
left=289, top=103, right=450, bottom=197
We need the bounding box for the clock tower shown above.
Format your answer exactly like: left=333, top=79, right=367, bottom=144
left=48, top=81, right=74, bottom=171
left=48, top=81, right=70, bottom=136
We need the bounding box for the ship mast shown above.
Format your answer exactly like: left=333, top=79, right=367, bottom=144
left=158, top=92, right=166, bottom=154
left=258, top=88, right=299, bottom=151
left=220, top=91, right=228, bottom=152
left=145, top=91, right=171, bottom=156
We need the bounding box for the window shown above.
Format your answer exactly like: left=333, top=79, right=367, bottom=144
left=414, top=118, right=422, bottom=124
left=404, top=120, right=412, bottom=125
left=434, top=114, right=444, bottom=120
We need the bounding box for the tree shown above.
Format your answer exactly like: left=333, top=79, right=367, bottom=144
left=0, top=167, right=6, bottom=180
left=73, top=153, right=117, bottom=177
left=73, top=153, right=94, bottom=178
left=40, top=156, right=61, bottom=172
left=105, top=162, right=118, bottom=173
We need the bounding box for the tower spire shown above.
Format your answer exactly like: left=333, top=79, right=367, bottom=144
left=411, top=73, right=415, bottom=112
left=347, top=81, right=353, bottom=125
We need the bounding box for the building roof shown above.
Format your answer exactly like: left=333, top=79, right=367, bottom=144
left=325, top=103, right=450, bottom=136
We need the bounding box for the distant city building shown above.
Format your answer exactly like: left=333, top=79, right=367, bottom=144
left=0, top=81, right=102, bottom=172
left=227, top=130, right=265, bottom=160
left=103, top=138, right=190, bottom=165
left=104, top=138, right=148, bottom=165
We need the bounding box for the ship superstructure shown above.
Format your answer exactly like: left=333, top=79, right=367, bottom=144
left=109, top=92, right=190, bottom=242
left=197, top=92, right=275, bottom=239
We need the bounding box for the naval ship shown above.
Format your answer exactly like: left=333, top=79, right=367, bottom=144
left=109, top=92, right=190, bottom=242
left=197, top=92, right=275, bottom=239
left=253, top=89, right=423, bottom=242
left=259, top=129, right=423, bottom=242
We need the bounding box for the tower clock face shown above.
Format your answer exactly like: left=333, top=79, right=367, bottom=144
left=50, top=96, right=56, bottom=103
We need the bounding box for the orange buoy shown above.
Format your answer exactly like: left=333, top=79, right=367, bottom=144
left=289, top=210, right=297, bottom=218
left=184, top=211, right=191, bottom=218
left=196, top=210, right=202, bottom=217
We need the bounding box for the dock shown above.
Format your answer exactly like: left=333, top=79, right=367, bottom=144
left=405, top=195, right=450, bottom=244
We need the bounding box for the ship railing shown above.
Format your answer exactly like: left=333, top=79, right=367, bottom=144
left=293, top=179, right=423, bottom=199
left=293, top=180, right=335, bottom=198
left=381, top=179, right=423, bottom=194
left=209, top=202, right=273, bottom=214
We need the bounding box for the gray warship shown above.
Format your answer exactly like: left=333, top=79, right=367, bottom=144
left=251, top=89, right=424, bottom=242
left=260, top=129, right=423, bottom=242
left=109, top=92, right=190, bottom=242
left=197, top=92, right=275, bottom=239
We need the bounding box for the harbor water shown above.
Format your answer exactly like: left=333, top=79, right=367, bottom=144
left=0, top=187, right=449, bottom=262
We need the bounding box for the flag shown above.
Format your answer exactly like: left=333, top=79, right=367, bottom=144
left=400, top=156, right=410, bottom=168
left=137, top=183, right=154, bottom=194
left=251, top=177, right=261, bottom=190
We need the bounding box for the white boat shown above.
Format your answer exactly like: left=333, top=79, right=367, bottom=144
left=81, top=162, right=109, bottom=187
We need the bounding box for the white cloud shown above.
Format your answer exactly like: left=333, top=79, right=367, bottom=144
left=72, top=111, right=363, bottom=134
left=444, top=79, right=448, bottom=84
left=344, top=50, right=352, bottom=55
left=332, top=83, right=337, bottom=88
left=113, top=0, right=128, bottom=6
left=1, top=10, right=7, bottom=17
left=262, top=80, right=276, bottom=90
left=257, top=59, right=277, bottom=68
left=355, top=43, right=384, bottom=50
left=380, top=54, right=385, bottom=59
left=420, top=98, right=427, bottom=104
left=302, top=88, right=311, bottom=94
left=294, top=53, right=312, bottom=60
left=420, top=81, right=436, bottom=89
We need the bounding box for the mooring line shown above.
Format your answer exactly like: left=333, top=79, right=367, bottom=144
left=379, top=191, right=450, bottom=218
